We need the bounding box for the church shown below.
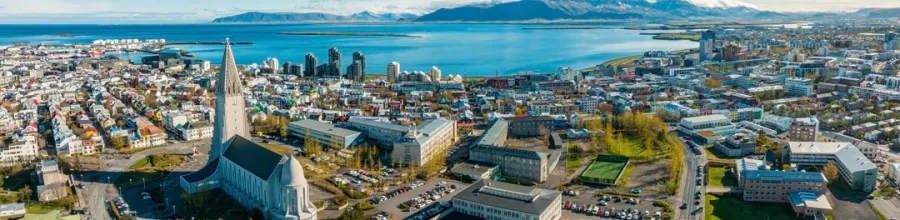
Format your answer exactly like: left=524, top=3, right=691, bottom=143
left=180, top=39, right=317, bottom=220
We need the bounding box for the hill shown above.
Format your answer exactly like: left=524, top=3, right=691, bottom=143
left=212, top=11, right=418, bottom=23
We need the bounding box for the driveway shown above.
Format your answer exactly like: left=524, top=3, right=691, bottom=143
left=826, top=189, right=878, bottom=220
left=870, top=197, right=900, bottom=219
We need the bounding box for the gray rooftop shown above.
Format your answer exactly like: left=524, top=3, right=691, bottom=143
left=348, top=117, right=408, bottom=132
left=834, top=145, right=877, bottom=174
left=290, top=120, right=361, bottom=137
left=453, top=179, right=560, bottom=215
left=744, top=170, right=826, bottom=183
left=471, top=145, right=545, bottom=160
left=476, top=120, right=508, bottom=147
left=0, top=203, right=24, bottom=213
left=222, top=135, right=284, bottom=180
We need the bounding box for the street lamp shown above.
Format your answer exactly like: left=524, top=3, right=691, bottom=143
left=142, top=178, right=145, bottom=189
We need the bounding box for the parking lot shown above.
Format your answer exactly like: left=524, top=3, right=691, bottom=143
left=373, top=177, right=469, bottom=219
left=560, top=190, right=668, bottom=220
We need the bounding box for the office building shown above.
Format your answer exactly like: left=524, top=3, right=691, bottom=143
left=283, top=62, right=293, bottom=75
left=734, top=158, right=831, bottom=217
left=387, top=62, right=400, bottom=83
left=352, top=50, right=366, bottom=80
left=305, top=53, right=318, bottom=77
left=785, top=78, right=813, bottom=97
left=699, top=30, right=716, bottom=61
left=264, top=57, right=280, bottom=72
left=288, top=120, right=364, bottom=149
left=469, top=145, right=553, bottom=183
left=722, top=44, right=740, bottom=62
left=713, top=133, right=757, bottom=157
left=451, top=179, right=562, bottom=220
left=785, top=142, right=877, bottom=192
left=789, top=117, right=818, bottom=142
left=180, top=40, right=318, bottom=220
left=290, top=63, right=303, bottom=77
left=677, top=115, right=737, bottom=142
left=347, top=117, right=409, bottom=147
left=392, top=119, right=457, bottom=166
left=328, top=47, right=341, bottom=77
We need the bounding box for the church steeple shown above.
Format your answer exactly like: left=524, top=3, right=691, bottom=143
left=218, top=38, right=243, bottom=95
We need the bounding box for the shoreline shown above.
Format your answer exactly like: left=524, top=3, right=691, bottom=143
left=279, top=31, right=421, bottom=38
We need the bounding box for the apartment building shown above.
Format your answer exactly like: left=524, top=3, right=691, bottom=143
left=180, top=122, right=213, bottom=141
left=788, top=117, right=818, bottom=142
left=785, top=142, right=878, bottom=192
left=505, top=116, right=555, bottom=137
left=451, top=179, right=562, bottom=220
left=469, top=145, right=551, bottom=183
left=0, top=135, right=38, bottom=166
left=287, top=120, right=364, bottom=149
left=347, top=117, right=408, bottom=147
left=735, top=158, right=832, bottom=217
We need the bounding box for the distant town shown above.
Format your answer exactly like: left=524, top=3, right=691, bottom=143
left=2, top=17, right=900, bottom=220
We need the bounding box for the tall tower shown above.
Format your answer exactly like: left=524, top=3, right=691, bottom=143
left=429, top=66, right=442, bottom=82
left=328, top=47, right=341, bottom=77
left=304, top=53, right=317, bottom=77
left=210, top=38, right=250, bottom=162
left=387, top=61, right=400, bottom=83
left=352, top=50, right=366, bottom=80
left=699, top=30, right=716, bottom=61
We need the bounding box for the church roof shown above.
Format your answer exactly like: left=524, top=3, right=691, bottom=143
left=280, top=156, right=307, bottom=186
left=181, top=158, right=219, bottom=182
left=223, top=135, right=284, bottom=180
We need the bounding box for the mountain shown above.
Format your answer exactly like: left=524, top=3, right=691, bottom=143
left=752, top=11, right=788, bottom=19
left=212, top=11, right=418, bottom=23
left=855, top=8, right=900, bottom=18
left=416, top=0, right=762, bottom=22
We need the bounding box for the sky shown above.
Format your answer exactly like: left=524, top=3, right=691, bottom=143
left=0, top=0, right=898, bottom=24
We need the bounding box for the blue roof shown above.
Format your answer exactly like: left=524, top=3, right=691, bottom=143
left=744, top=170, right=826, bottom=183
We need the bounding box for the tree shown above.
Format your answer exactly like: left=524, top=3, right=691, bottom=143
left=782, top=164, right=791, bottom=171
left=111, top=137, right=125, bottom=150
left=704, top=78, right=723, bottom=88
left=537, top=125, right=550, bottom=144
left=338, top=209, right=365, bottom=220
left=18, top=185, right=31, bottom=202
left=823, top=161, right=839, bottom=182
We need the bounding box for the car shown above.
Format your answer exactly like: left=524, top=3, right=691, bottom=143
left=695, top=200, right=701, bottom=205
left=140, top=192, right=150, bottom=196
left=680, top=203, right=687, bottom=210
left=695, top=194, right=701, bottom=200
left=142, top=195, right=151, bottom=200
left=631, top=188, right=641, bottom=194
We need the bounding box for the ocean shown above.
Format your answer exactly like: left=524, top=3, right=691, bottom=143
left=0, top=24, right=696, bottom=76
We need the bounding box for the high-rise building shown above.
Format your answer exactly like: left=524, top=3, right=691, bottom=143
left=387, top=61, right=400, bottom=83
left=264, top=57, right=280, bottom=72
left=290, top=64, right=303, bottom=77
left=699, top=30, right=716, bottom=61
left=722, top=44, right=741, bottom=62
left=347, top=61, right=363, bottom=82
left=304, top=53, right=318, bottom=77
left=352, top=50, right=366, bottom=80
left=429, top=66, right=442, bottom=82
left=180, top=39, right=318, bottom=220
left=283, top=62, right=293, bottom=75
left=785, top=77, right=813, bottom=97
left=328, top=47, right=341, bottom=77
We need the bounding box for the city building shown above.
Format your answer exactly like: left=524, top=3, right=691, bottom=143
left=789, top=117, right=818, bottom=142
left=888, top=163, right=900, bottom=186
left=304, top=53, right=318, bottom=77
left=347, top=117, right=409, bottom=147
left=785, top=78, right=813, bottom=97
left=327, top=47, right=341, bottom=77
left=387, top=61, right=400, bottom=83
left=699, top=30, right=716, bottom=61
left=429, top=66, right=442, bottom=81
left=0, top=135, right=38, bottom=167
left=0, top=203, right=25, bottom=219
left=180, top=40, right=318, bottom=220
left=469, top=145, right=555, bottom=183
left=347, top=61, right=363, bottom=82
left=677, top=115, right=737, bottom=143
left=34, top=160, right=69, bottom=202
left=505, top=116, right=555, bottom=137
left=734, top=158, right=831, bottom=217
left=785, top=142, right=877, bottom=192
left=391, top=119, right=457, bottom=166
left=180, top=122, right=213, bottom=141
left=451, top=179, right=562, bottom=220
left=713, top=133, right=757, bottom=157
left=351, top=50, right=366, bottom=81
left=287, top=120, right=364, bottom=149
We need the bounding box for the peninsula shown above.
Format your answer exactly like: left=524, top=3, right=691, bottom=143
left=279, top=31, right=421, bottom=38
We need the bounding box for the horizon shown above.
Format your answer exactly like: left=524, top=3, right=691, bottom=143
left=1, top=0, right=900, bottom=24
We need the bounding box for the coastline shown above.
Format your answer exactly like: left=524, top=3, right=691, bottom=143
left=279, top=31, right=421, bottom=38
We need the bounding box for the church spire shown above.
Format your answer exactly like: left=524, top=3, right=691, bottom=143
left=218, top=38, right=243, bottom=95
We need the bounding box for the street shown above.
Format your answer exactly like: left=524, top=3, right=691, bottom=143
left=675, top=136, right=706, bottom=220
left=79, top=141, right=201, bottom=220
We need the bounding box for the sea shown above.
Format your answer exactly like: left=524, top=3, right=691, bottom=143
left=0, top=24, right=696, bottom=76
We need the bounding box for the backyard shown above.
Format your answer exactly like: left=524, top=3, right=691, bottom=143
left=707, top=166, right=736, bottom=187
left=705, top=194, right=796, bottom=220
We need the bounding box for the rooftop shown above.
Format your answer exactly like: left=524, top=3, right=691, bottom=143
left=452, top=179, right=560, bottom=215
left=222, top=135, right=285, bottom=180
left=743, top=170, right=827, bottom=183
left=789, top=191, right=832, bottom=211
left=787, top=142, right=853, bottom=155
left=290, top=120, right=361, bottom=137
left=682, top=114, right=730, bottom=123
left=834, top=145, right=877, bottom=173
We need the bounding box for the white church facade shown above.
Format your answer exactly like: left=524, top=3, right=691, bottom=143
left=180, top=39, right=317, bottom=220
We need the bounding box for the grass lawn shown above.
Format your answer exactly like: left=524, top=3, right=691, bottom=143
left=581, top=159, right=628, bottom=184
left=26, top=198, right=75, bottom=213
left=261, top=144, right=293, bottom=155
left=149, top=154, right=186, bottom=168
left=705, top=194, right=796, bottom=220
left=114, top=170, right=166, bottom=188
left=129, top=157, right=151, bottom=169
left=707, top=167, right=736, bottom=187
left=566, top=156, right=582, bottom=170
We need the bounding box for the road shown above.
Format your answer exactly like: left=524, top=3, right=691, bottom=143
left=674, top=136, right=707, bottom=220
left=80, top=142, right=198, bottom=220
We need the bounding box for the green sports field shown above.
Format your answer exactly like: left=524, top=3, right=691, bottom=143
left=580, top=159, right=628, bottom=185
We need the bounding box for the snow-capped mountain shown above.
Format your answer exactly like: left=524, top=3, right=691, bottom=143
left=416, top=0, right=762, bottom=22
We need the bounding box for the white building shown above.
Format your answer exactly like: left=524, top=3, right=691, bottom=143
left=180, top=122, right=214, bottom=141
left=387, top=62, right=400, bottom=83
left=0, top=135, right=38, bottom=167
left=785, top=77, right=813, bottom=97
left=888, top=163, right=900, bottom=186
left=678, top=115, right=737, bottom=142
left=392, top=119, right=457, bottom=167
left=180, top=41, right=317, bottom=220
left=452, top=179, right=562, bottom=220
left=785, top=142, right=877, bottom=192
